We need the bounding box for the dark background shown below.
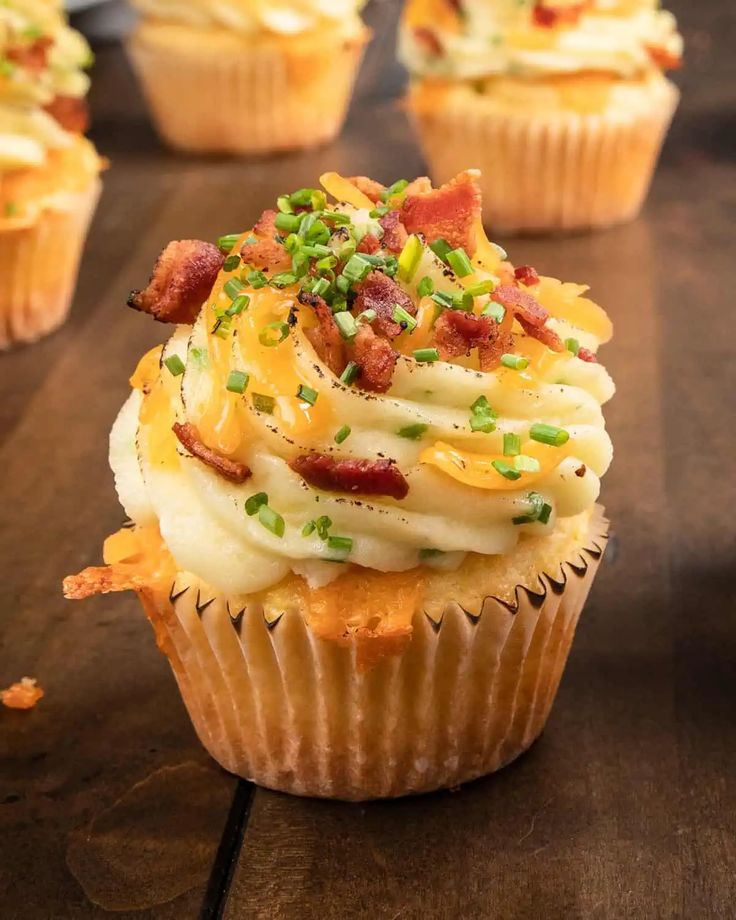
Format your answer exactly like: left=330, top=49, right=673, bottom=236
left=1, top=1, right=735, bottom=917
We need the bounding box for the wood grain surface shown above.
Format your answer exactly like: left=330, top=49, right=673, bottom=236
left=1, top=1, right=734, bottom=918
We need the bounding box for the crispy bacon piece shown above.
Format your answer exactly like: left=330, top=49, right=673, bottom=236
left=517, top=315, right=565, bottom=352
left=434, top=310, right=512, bottom=371
left=1, top=677, right=44, bottom=711
left=578, top=346, right=597, bottom=363
left=172, top=422, right=251, bottom=484
left=63, top=567, right=150, bottom=600
left=378, top=210, right=409, bottom=253
left=414, top=26, right=443, bottom=56
left=646, top=44, right=682, bottom=70
left=357, top=233, right=381, bottom=255
left=299, top=291, right=347, bottom=376
left=354, top=271, right=415, bottom=339
left=44, top=95, right=89, bottom=134
left=347, top=176, right=386, bottom=203
left=291, top=454, right=409, bottom=500
left=7, top=37, right=53, bottom=74
left=401, top=171, right=482, bottom=255
left=351, top=326, right=398, bottom=393
left=532, top=1, right=589, bottom=28
left=492, top=283, right=549, bottom=327
left=514, top=265, right=540, bottom=287
left=128, top=240, right=224, bottom=325
left=240, top=209, right=291, bottom=271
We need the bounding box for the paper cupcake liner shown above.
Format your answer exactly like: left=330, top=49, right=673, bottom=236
left=0, top=179, right=101, bottom=349
left=410, top=79, right=679, bottom=233
left=127, top=27, right=368, bottom=155
left=137, top=508, right=608, bottom=801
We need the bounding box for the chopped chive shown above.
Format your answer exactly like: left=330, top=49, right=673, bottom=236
left=530, top=423, right=570, bottom=446
left=274, top=212, right=302, bottom=233
left=302, top=520, right=316, bottom=537
left=226, top=294, right=250, bottom=316
left=538, top=502, right=552, bottom=525
left=470, top=414, right=497, bottom=433
left=565, top=338, right=580, bottom=356
left=342, top=254, right=372, bottom=284
left=419, top=548, right=445, bottom=560
left=452, top=291, right=475, bottom=312
left=392, top=304, right=417, bottom=333
left=470, top=396, right=496, bottom=417
left=224, top=278, right=245, bottom=300
left=223, top=254, right=241, bottom=273
left=226, top=370, right=249, bottom=394
left=327, top=535, right=353, bottom=556
left=289, top=187, right=317, bottom=207
left=334, top=424, right=352, bottom=444
left=251, top=393, right=275, bottom=414
left=398, top=234, right=424, bottom=283
left=258, top=321, right=289, bottom=347
left=270, top=272, right=298, bottom=288
left=246, top=269, right=268, bottom=289
left=336, top=274, right=351, bottom=295
left=217, top=233, right=240, bottom=253
left=383, top=255, right=399, bottom=278
left=276, top=195, right=293, bottom=214
left=335, top=311, right=358, bottom=341
left=430, top=291, right=455, bottom=310
left=296, top=384, right=319, bottom=406
left=482, top=301, right=506, bottom=323
left=429, top=239, right=452, bottom=263
left=413, top=347, right=440, bottom=363
left=340, top=361, right=360, bottom=386
left=357, top=308, right=377, bottom=325
left=382, top=178, right=409, bottom=201
left=190, top=346, right=208, bottom=368
left=465, top=279, right=495, bottom=297
left=512, top=492, right=545, bottom=525
left=258, top=504, right=285, bottom=538
left=337, top=239, right=357, bottom=262
left=321, top=210, right=351, bottom=225
left=330, top=295, right=348, bottom=314
left=503, top=433, right=521, bottom=456
left=305, top=219, right=330, bottom=244
left=500, top=353, right=530, bottom=370
left=398, top=423, right=428, bottom=440
left=213, top=321, right=231, bottom=339
left=309, top=277, right=332, bottom=298
left=369, top=205, right=390, bottom=218
left=514, top=455, right=541, bottom=473
left=245, top=492, right=268, bottom=516
left=300, top=243, right=333, bottom=259
left=417, top=276, right=434, bottom=298
left=492, top=460, right=522, bottom=481
left=446, top=248, right=474, bottom=278
left=163, top=354, right=185, bottom=376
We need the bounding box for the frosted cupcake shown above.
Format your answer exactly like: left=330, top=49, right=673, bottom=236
left=400, top=0, right=682, bottom=233
left=65, top=170, right=614, bottom=800
left=0, top=0, right=102, bottom=348
left=127, top=0, right=370, bottom=155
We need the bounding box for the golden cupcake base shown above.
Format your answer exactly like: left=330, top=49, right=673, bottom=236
left=137, top=508, right=608, bottom=801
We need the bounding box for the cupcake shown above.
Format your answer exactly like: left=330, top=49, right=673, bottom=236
left=0, top=0, right=102, bottom=349
left=127, top=0, right=370, bottom=155
left=400, top=0, right=682, bottom=233
left=65, top=170, right=614, bottom=800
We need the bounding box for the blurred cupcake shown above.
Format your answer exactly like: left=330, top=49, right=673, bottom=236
left=0, top=0, right=102, bottom=349
left=400, top=0, right=682, bottom=233
left=127, top=0, right=370, bottom=155
left=66, top=169, right=614, bottom=799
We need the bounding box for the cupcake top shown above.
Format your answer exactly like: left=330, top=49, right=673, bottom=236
left=400, top=0, right=683, bottom=81
left=108, top=171, right=614, bottom=597
left=130, top=0, right=366, bottom=36
left=0, top=0, right=93, bottom=172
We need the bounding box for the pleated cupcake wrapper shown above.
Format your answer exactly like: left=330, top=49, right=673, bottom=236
left=138, top=508, right=608, bottom=801
left=0, top=179, right=101, bottom=349
left=127, top=29, right=368, bottom=155
left=411, top=80, right=679, bottom=233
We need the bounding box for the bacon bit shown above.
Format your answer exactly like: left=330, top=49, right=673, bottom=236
left=578, top=346, right=597, bottom=363
left=63, top=566, right=150, bottom=600
left=128, top=240, right=224, bottom=325
left=44, top=95, right=89, bottom=134
left=357, top=233, right=381, bottom=255
left=646, top=44, right=682, bottom=70
left=378, top=210, right=409, bottom=253
left=434, top=310, right=512, bottom=371
left=6, top=37, right=53, bottom=74
left=354, top=271, right=415, bottom=339
left=240, top=209, right=291, bottom=272
left=290, top=453, right=409, bottom=500
left=492, top=283, right=549, bottom=327
left=351, top=326, right=398, bottom=393
left=532, top=1, right=589, bottom=28
left=347, top=176, right=386, bottom=203
left=299, top=291, right=347, bottom=376
left=1, top=677, right=44, bottom=711
left=172, top=422, right=251, bottom=484
left=401, top=171, right=482, bottom=255
left=414, top=26, right=443, bottom=56
left=517, top=315, right=565, bottom=352
left=514, top=265, right=540, bottom=287
left=575, top=464, right=587, bottom=478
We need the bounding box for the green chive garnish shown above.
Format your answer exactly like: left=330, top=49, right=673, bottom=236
left=226, top=370, right=249, bottom=394
left=277, top=195, right=293, bottom=214
left=258, top=504, right=285, bottom=538
left=470, top=414, right=497, bottom=433
left=335, top=424, right=352, bottom=444
left=398, top=423, right=428, bottom=440
left=302, top=520, right=316, bottom=537
left=163, top=354, right=185, bottom=377
left=382, top=178, right=409, bottom=201
left=296, top=385, right=318, bottom=406
left=482, top=302, right=506, bottom=323
left=419, top=548, right=445, bottom=560
left=246, top=270, right=268, bottom=289
left=529, top=423, right=570, bottom=446
left=226, top=294, right=250, bottom=316
left=392, top=304, right=417, bottom=332
left=538, top=502, right=552, bottom=524
left=217, top=233, right=240, bottom=253
left=224, top=277, right=245, bottom=300
left=252, top=393, right=275, bottom=414
left=327, top=535, right=353, bottom=556
left=340, top=362, right=360, bottom=386
left=492, top=460, right=522, bottom=481
left=270, top=272, right=298, bottom=288
left=335, top=312, right=358, bottom=341
left=500, top=354, right=529, bottom=370
left=413, top=348, right=440, bottom=363
left=515, top=455, right=541, bottom=473
left=446, top=248, right=473, bottom=278
left=342, top=254, right=372, bottom=284
left=512, top=492, right=545, bottom=525
left=503, top=433, right=521, bottom=456
left=429, top=239, right=452, bottom=262
left=398, top=235, right=424, bottom=283
left=565, top=338, right=580, bottom=356
left=417, top=276, right=434, bottom=298
left=245, top=492, right=268, bottom=516
left=223, top=254, right=241, bottom=272
left=274, top=212, right=302, bottom=233
left=357, top=308, right=377, bottom=325
left=258, top=322, right=289, bottom=347
left=465, top=279, right=495, bottom=297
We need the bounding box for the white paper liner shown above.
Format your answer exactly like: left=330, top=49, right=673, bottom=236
left=139, top=507, right=609, bottom=800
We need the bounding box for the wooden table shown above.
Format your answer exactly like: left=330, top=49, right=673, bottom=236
left=1, top=1, right=734, bottom=917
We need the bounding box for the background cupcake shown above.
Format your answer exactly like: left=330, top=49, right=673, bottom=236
left=400, top=0, right=683, bottom=233
left=0, top=0, right=102, bottom=349
left=127, top=0, right=370, bottom=155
